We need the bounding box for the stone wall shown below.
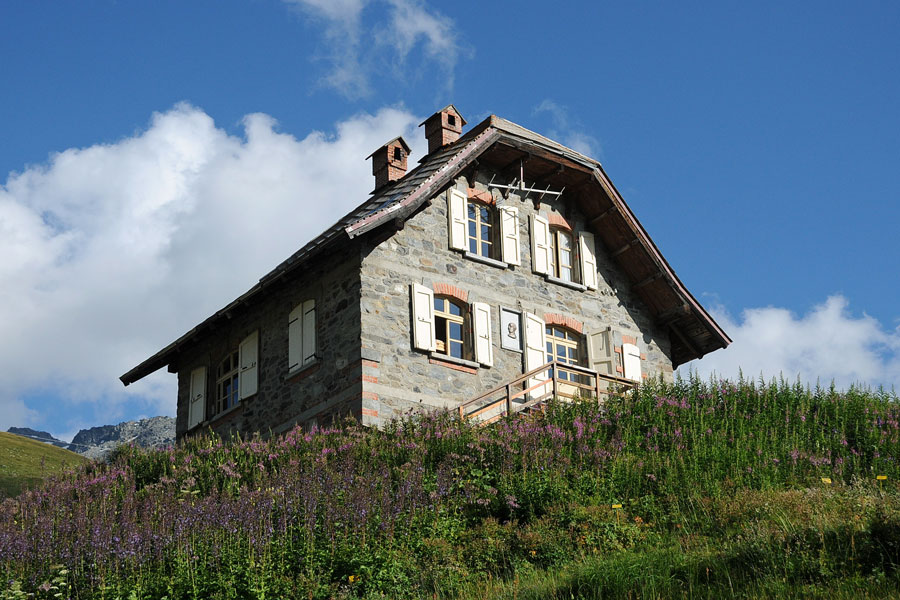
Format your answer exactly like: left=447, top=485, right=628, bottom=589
left=173, top=244, right=363, bottom=440
left=358, top=169, right=674, bottom=427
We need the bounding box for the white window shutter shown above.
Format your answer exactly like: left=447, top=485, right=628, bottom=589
left=447, top=188, right=467, bottom=251
left=587, top=328, right=615, bottom=376
left=288, top=304, right=303, bottom=371
left=623, top=342, right=642, bottom=382
left=472, top=302, right=494, bottom=366
left=523, top=312, right=549, bottom=399
left=579, top=231, right=598, bottom=289
left=239, top=330, right=259, bottom=399
left=530, top=215, right=550, bottom=275
left=499, top=206, right=521, bottom=265
left=188, top=366, right=206, bottom=429
left=410, top=283, right=436, bottom=351
left=302, top=299, right=316, bottom=365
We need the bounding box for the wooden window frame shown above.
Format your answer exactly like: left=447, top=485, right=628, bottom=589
left=214, top=349, right=240, bottom=416
left=545, top=325, right=587, bottom=383
left=548, top=228, right=577, bottom=283
left=467, top=200, right=496, bottom=259
left=434, top=295, right=470, bottom=361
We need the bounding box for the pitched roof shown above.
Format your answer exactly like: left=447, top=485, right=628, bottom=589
left=121, top=114, right=728, bottom=385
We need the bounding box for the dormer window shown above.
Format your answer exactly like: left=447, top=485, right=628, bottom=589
left=448, top=114, right=456, bottom=126
left=393, top=146, right=402, bottom=161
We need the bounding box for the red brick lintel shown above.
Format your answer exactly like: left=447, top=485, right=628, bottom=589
left=433, top=283, right=469, bottom=304
left=467, top=187, right=495, bottom=205
left=547, top=213, right=574, bottom=231
left=544, top=313, right=584, bottom=334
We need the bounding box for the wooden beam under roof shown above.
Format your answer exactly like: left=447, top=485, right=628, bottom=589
left=632, top=271, right=664, bottom=290
left=590, top=205, right=617, bottom=226
left=670, top=322, right=702, bottom=362
left=610, top=238, right=641, bottom=258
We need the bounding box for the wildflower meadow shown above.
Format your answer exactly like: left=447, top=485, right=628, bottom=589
left=2, top=376, right=900, bottom=599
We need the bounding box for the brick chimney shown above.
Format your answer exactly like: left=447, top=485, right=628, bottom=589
left=419, top=104, right=466, bottom=155
left=367, top=136, right=411, bottom=191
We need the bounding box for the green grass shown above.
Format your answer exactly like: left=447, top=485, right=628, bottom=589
left=2, top=376, right=900, bottom=598
left=0, top=431, right=89, bottom=498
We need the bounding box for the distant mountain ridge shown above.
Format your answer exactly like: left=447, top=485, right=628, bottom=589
left=6, top=427, right=69, bottom=449
left=7, top=416, right=175, bottom=461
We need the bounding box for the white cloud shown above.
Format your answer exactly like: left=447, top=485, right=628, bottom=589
left=0, top=103, right=424, bottom=432
left=533, top=99, right=601, bottom=158
left=282, top=0, right=463, bottom=99
left=681, top=295, right=900, bottom=391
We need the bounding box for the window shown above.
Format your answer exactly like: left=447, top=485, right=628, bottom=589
left=434, top=296, right=467, bottom=359
left=207, top=331, right=259, bottom=419
left=530, top=215, right=598, bottom=290
left=288, top=300, right=316, bottom=372
left=410, top=283, right=494, bottom=366
left=549, top=229, right=576, bottom=282
left=546, top=325, right=587, bottom=382
left=215, top=350, right=240, bottom=415
left=447, top=189, right=520, bottom=265
left=467, top=201, right=494, bottom=258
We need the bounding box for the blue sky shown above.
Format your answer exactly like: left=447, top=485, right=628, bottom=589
left=2, top=1, right=898, bottom=440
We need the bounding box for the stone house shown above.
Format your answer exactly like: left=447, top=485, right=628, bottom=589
left=120, top=105, right=730, bottom=440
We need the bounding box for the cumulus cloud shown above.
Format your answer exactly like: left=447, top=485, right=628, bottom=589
left=283, top=0, right=463, bottom=99
left=533, top=99, right=601, bottom=158
left=0, top=103, right=423, bottom=434
left=681, top=295, right=900, bottom=391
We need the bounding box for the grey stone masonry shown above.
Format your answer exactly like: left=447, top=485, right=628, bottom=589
left=173, top=243, right=363, bottom=440
left=358, top=169, right=673, bottom=428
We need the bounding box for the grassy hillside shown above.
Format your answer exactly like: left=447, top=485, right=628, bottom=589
left=0, top=431, right=88, bottom=498
left=1, top=377, right=899, bottom=599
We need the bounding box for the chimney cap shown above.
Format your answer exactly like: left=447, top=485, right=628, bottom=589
left=418, top=104, right=467, bottom=128
left=366, top=136, right=411, bottom=160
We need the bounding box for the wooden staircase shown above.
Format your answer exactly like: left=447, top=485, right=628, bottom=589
left=457, top=361, right=636, bottom=425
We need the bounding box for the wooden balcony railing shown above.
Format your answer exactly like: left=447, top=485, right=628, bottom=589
left=457, top=361, right=636, bottom=425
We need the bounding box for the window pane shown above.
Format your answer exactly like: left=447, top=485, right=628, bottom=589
left=434, top=298, right=442, bottom=312
left=468, top=203, right=476, bottom=219
left=480, top=206, right=490, bottom=222
left=469, top=238, right=478, bottom=253
left=448, top=302, right=462, bottom=316
left=450, top=341, right=463, bottom=359
left=449, top=321, right=462, bottom=340
left=559, top=233, right=572, bottom=250
left=468, top=219, right=476, bottom=237
left=481, top=242, right=490, bottom=256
